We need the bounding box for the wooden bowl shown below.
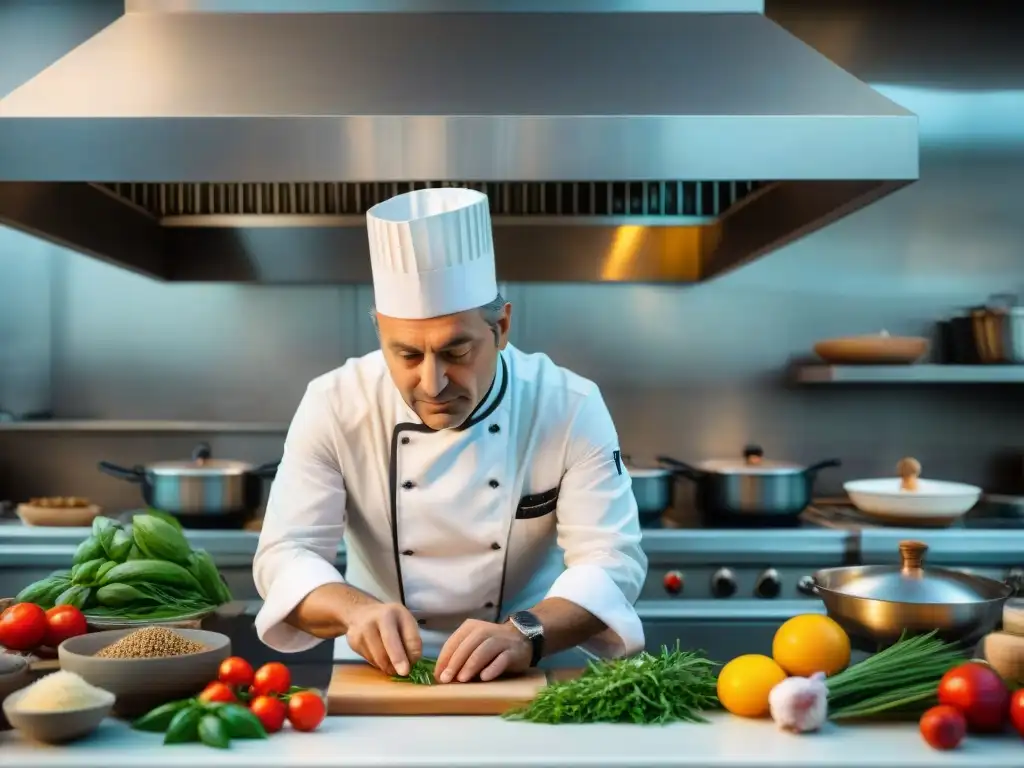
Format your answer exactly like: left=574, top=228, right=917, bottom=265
left=16, top=503, right=104, bottom=528
left=814, top=335, right=929, bottom=365
left=58, top=628, right=230, bottom=718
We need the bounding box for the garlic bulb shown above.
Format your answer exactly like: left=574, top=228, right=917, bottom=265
left=768, top=672, right=829, bottom=733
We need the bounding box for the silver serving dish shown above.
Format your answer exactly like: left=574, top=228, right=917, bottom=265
left=813, top=539, right=1013, bottom=651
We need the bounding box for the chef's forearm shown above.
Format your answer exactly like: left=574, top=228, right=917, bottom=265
left=528, top=597, right=607, bottom=657
left=286, top=582, right=380, bottom=639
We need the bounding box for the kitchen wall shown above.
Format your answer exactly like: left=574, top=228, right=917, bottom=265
left=1, top=1, right=1023, bottom=508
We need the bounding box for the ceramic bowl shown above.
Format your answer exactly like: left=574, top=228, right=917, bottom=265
left=844, top=477, right=982, bottom=526
left=58, top=628, right=230, bottom=718
left=2, top=684, right=114, bottom=744
left=0, top=655, right=32, bottom=730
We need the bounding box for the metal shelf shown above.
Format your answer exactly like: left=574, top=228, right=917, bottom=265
left=0, top=420, right=289, bottom=433
left=792, top=364, right=1024, bottom=385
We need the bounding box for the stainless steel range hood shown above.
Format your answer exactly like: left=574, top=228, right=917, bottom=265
left=0, top=0, right=918, bottom=284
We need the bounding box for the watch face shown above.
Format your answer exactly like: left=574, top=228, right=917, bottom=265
left=512, top=611, right=543, bottom=636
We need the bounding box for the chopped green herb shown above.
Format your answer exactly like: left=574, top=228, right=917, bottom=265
left=392, top=658, right=438, bottom=685
left=504, top=644, right=718, bottom=725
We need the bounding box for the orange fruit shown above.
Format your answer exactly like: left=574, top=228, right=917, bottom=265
left=772, top=614, right=851, bottom=677
left=717, top=654, right=788, bottom=718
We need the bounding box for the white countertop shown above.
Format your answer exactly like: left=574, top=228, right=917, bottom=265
left=1, top=713, right=1021, bottom=767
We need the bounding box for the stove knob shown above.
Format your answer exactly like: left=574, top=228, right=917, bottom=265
left=755, top=568, right=781, bottom=599
left=662, top=571, right=684, bottom=596
left=797, top=575, right=817, bottom=597
left=710, top=568, right=737, bottom=599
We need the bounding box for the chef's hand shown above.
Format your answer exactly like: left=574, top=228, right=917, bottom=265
left=435, top=619, right=532, bottom=683
left=346, top=602, right=422, bottom=677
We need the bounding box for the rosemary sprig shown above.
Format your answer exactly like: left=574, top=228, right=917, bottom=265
left=826, top=630, right=967, bottom=720
left=391, top=658, right=438, bottom=685
left=503, top=644, right=719, bottom=725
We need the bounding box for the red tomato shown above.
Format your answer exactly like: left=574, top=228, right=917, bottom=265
left=198, top=681, right=237, bottom=704
left=250, top=695, right=287, bottom=733
left=1009, top=689, right=1024, bottom=737
left=0, top=602, right=48, bottom=651
left=43, top=605, right=88, bottom=648
left=920, top=705, right=967, bottom=750
left=937, top=662, right=1009, bottom=733
left=287, top=690, right=326, bottom=732
left=218, top=656, right=255, bottom=688
left=252, top=662, right=291, bottom=696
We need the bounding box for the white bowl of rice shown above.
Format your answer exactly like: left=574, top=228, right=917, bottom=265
left=2, top=670, right=115, bottom=744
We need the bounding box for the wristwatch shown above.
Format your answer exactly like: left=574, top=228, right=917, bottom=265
left=507, top=610, right=545, bottom=667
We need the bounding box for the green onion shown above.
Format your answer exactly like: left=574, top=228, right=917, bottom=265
left=827, top=631, right=967, bottom=720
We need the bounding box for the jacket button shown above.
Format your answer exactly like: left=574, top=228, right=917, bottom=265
left=488, top=424, right=500, bottom=434
left=491, top=542, right=501, bottom=551
left=402, top=480, right=415, bottom=490
left=488, top=479, right=500, bottom=489
left=401, top=436, right=410, bottom=445
left=402, top=549, right=414, bottom=556
left=484, top=601, right=495, bottom=609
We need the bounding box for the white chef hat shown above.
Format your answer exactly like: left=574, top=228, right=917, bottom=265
left=366, top=187, right=497, bottom=320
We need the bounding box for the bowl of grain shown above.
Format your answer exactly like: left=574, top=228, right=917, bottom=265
left=58, top=626, right=230, bottom=718
left=3, top=670, right=115, bottom=743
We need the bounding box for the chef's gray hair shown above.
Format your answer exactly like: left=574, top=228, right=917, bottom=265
left=369, top=293, right=507, bottom=344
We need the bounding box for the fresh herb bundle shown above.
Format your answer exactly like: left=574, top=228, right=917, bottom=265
left=392, top=658, right=438, bottom=685
left=827, top=630, right=967, bottom=720
left=504, top=645, right=718, bottom=725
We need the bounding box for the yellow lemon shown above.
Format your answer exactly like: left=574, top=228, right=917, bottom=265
left=772, top=614, right=851, bottom=677
left=716, top=654, right=788, bottom=718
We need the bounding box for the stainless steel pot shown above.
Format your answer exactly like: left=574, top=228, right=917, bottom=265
left=656, top=445, right=841, bottom=521
left=813, top=540, right=1013, bottom=652
left=98, top=442, right=280, bottom=520
left=626, top=464, right=675, bottom=522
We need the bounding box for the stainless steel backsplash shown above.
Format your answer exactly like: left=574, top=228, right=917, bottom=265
left=1, top=0, right=1023, bottom=506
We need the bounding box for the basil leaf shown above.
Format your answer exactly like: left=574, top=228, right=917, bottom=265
left=215, top=703, right=267, bottom=739
left=164, top=705, right=203, bottom=744
left=198, top=714, right=231, bottom=749
left=133, top=699, right=194, bottom=732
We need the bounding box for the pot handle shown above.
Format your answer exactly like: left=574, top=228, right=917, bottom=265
left=805, top=458, right=842, bottom=474
left=191, top=442, right=212, bottom=462
left=251, top=460, right=281, bottom=479
left=655, top=456, right=707, bottom=481
left=97, top=462, right=145, bottom=483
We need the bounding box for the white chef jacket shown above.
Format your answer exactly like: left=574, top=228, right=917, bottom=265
left=253, top=343, right=648, bottom=660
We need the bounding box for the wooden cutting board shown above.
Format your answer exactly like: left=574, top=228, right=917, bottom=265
left=327, top=664, right=564, bottom=716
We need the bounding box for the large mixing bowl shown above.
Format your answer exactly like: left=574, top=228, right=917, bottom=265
left=813, top=540, right=1013, bottom=652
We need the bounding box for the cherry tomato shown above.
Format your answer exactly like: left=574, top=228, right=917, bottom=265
left=252, top=662, right=291, bottom=696
left=250, top=695, right=287, bottom=733
left=1009, top=689, right=1024, bottom=737
left=920, top=705, right=967, bottom=750
left=937, top=662, right=1009, bottom=733
left=199, top=681, right=237, bottom=704
left=0, top=602, right=48, bottom=651
left=218, top=656, right=255, bottom=688
left=43, top=605, right=88, bottom=648
left=287, top=690, right=326, bottom=732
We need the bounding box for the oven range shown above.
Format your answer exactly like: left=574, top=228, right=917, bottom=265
left=637, top=499, right=1024, bottom=663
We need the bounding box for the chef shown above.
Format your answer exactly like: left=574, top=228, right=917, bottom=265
left=253, top=186, right=647, bottom=683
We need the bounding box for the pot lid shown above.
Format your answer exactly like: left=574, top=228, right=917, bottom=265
left=146, top=443, right=253, bottom=476
left=698, top=445, right=807, bottom=475
left=825, top=541, right=1008, bottom=605
left=628, top=467, right=672, bottom=479
left=147, top=458, right=253, bottom=477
